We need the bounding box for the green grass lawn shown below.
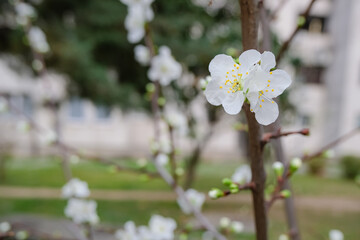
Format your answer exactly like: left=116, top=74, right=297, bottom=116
left=1, top=157, right=359, bottom=198
left=0, top=198, right=359, bottom=240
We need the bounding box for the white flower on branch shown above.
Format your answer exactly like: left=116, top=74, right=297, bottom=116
left=232, top=165, right=252, bottom=184
left=62, top=178, right=90, bottom=199
left=155, top=153, right=169, bottom=166
left=177, top=188, right=205, bottom=214
left=134, top=45, right=150, bottom=66
left=204, top=50, right=291, bottom=125
left=0, top=222, right=11, bottom=233
left=148, top=215, right=177, bottom=240
left=329, top=229, right=344, bottom=240
left=230, top=221, right=244, bottom=233
left=164, top=106, right=188, bottom=136
left=148, top=46, right=182, bottom=86
left=14, top=2, right=36, bottom=26
left=122, top=0, right=154, bottom=43
left=28, top=26, right=50, bottom=53
left=64, top=199, right=99, bottom=225
left=115, top=221, right=139, bottom=240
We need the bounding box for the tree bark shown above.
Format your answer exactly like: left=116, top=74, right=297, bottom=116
left=239, top=1, right=268, bottom=239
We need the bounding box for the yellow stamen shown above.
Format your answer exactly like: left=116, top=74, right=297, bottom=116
left=260, top=105, right=262, bottom=108
left=261, top=99, right=264, bottom=102
left=268, top=80, right=271, bottom=82
left=266, top=90, right=269, bottom=92
left=267, top=84, right=270, bottom=87
left=271, top=101, right=274, bottom=103
left=270, top=72, right=273, bottom=74
left=219, top=86, right=223, bottom=89
left=272, top=89, right=274, bottom=92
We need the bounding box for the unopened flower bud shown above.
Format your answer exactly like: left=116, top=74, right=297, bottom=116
left=231, top=221, right=244, bottom=233
left=229, top=183, right=239, bottom=193
left=290, top=158, right=302, bottom=173
left=137, top=158, right=148, bottom=168
left=279, top=234, right=289, bottom=240
left=297, top=16, right=306, bottom=27
left=280, top=189, right=291, bottom=198
left=175, top=167, right=184, bottom=176
left=219, top=217, right=231, bottom=229
left=222, top=178, right=232, bottom=187
left=272, top=161, right=284, bottom=177
left=0, top=222, right=11, bottom=233
left=322, top=149, right=335, bottom=159
left=209, top=188, right=223, bottom=199
left=157, top=97, right=166, bottom=106
left=146, top=83, right=155, bottom=93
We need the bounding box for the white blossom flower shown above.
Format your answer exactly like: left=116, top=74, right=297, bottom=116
left=232, top=165, right=252, bottom=184
left=134, top=45, right=151, bottom=66
left=0, top=222, right=11, bottom=233
left=329, top=230, right=344, bottom=240
left=155, top=153, right=169, bottom=166
left=148, top=46, right=182, bottom=86
left=120, top=0, right=154, bottom=21
left=177, top=189, right=205, bottom=214
left=279, top=234, right=289, bottom=240
left=204, top=50, right=291, bottom=125
left=62, top=178, right=90, bottom=199
left=15, top=231, right=29, bottom=240
left=41, top=130, right=57, bottom=145
left=231, top=221, right=244, bottom=233
left=64, top=198, right=99, bottom=225
left=0, top=97, right=8, bottom=113
left=148, top=215, right=177, bottom=240
left=28, top=26, right=50, bottom=53
left=138, top=226, right=155, bottom=240
left=14, top=2, right=36, bottom=26
left=115, top=221, right=139, bottom=240
left=219, top=217, right=231, bottom=228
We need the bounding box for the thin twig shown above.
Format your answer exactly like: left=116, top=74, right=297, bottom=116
left=262, top=128, right=309, bottom=144
left=276, top=0, right=317, bottom=62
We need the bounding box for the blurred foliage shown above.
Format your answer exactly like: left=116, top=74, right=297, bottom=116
left=0, top=0, right=245, bottom=110
left=307, top=157, right=326, bottom=176
left=340, top=155, right=360, bottom=180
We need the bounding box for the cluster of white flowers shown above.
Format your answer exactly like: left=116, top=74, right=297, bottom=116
left=28, top=26, right=50, bottom=53
left=115, top=215, right=176, bottom=240
left=148, top=46, right=182, bottom=86
left=62, top=178, right=99, bottom=225
left=177, top=188, right=205, bottom=214
left=121, top=0, right=154, bottom=43
left=14, top=2, right=36, bottom=26
left=204, top=49, right=291, bottom=125
left=231, top=165, right=252, bottom=184
left=219, top=217, right=244, bottom=234
left=62, top=178, right=90, bottom=198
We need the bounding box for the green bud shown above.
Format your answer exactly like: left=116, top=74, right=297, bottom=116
left=146, top=83, right=155, bottom=93
left=297, top=16, right=306, bottom=27
left=179, top=233, right=188, bottom=240
left=139, top=174, right=150, bottom=182
left=222, top=178, right=232, bottom=187
left=209, top=188, right=224, bottom=199
left=157, top=97, right=166, bottom=106
left=322, top=149, right=335, bottom=159
left=229, top=183, right=239, bottom=193
left=175, top=167, right=184, bottom=176
left=272, top=161, right=284, bottom=177
left=226, top=48, right=238, bottom=57
left=289, top=158, right=302, bottom=173
left=280, top=189, right=291, bottom=198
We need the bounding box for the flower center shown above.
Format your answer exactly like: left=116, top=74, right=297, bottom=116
left=219, top=64, right=245, bottom=94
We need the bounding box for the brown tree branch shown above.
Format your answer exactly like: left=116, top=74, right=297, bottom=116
left=262, top=128, right=309, bottom=144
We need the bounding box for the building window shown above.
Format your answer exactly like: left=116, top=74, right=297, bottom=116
left=68, top=97, right=84, bottom=119
left=301, top=16, right=327, bottom=33
left=299, top=66, right=324, bottom=84
left=96, top=105, right=111, bottom=120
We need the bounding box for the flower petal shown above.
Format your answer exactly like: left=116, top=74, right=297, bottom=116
left=260, top=51, right=276, bottom=72
left=238, top=49, right=261, bottom=70
left=263, top=69, right=292, bottom=98
left=222, top=92, right=245, bottom=115
left=204, top=79, right=226, bottom=106
left=254, top=98, right=279, bottom=125
left=209, top=54, right=236, bottom=80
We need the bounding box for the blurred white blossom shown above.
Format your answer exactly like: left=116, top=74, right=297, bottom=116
left=120, top=0, right=154, bottom=21
left=329, top=230, right=344, bottom=240
left=232, top=165, right=252, bottom=184
left=164, top=106, right=188, bottom=135
left=28, top=26, right=50, bottom=53
left=64, top=198, right=99, bottom=225
left=14, top=2, right=36, bottom=26
left=177, top=188, right=205, bottom=214
left=115, top=221, right=139, bottom=240
left=190, top=21, right=204, bottom=40
left=279, top=234, right=289, bottom=240
left=231, top=221, right=244, bottom=233
left=62, top=178, right=90, bottom=199
left=219, top=217, right=231, bottom=228
left=191, top=0, right=227, bottom=15
left=148, top=215, right=177, bottom=240
left=134, top=45, right=151, bottom=66
left=16, top=120, right=31, bottom=133
left=155, top=153, right=169, bottom=166
left=0, top=222, right=11, bottom=233
left=41, top=130, right=57, bottom=145
left=148, top=46, right=182, bottom=86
